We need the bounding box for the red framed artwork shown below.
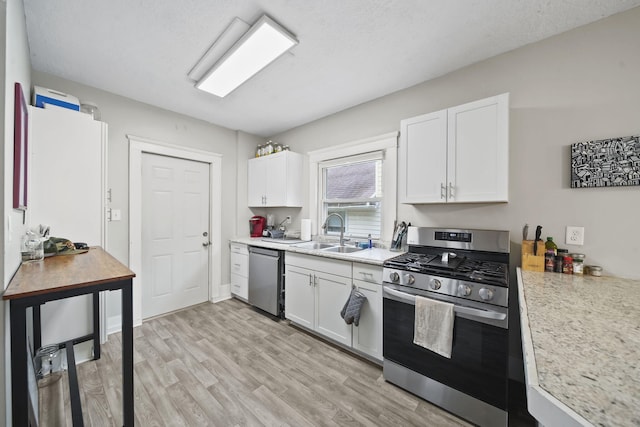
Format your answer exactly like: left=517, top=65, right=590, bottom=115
left=13, top=82, right=28, bottom=210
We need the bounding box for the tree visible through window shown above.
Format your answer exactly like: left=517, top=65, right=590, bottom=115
left=321, top=155, right=382, bottom=239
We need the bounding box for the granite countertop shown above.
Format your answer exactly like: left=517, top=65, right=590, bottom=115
left=518, top=269, right=640, bottom=427
left=230, top=236, right=402, bottom=266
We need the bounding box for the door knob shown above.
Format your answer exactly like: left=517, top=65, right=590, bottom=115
left=202, top=241, right=211, bottom=247
left=203, top=231, right=208, bottom=237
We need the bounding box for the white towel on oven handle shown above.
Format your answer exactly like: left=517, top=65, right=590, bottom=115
left=413, top=295, right=454, bottom=358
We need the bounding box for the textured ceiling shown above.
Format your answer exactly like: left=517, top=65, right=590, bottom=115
left=23, top=0, right=640, bottom=137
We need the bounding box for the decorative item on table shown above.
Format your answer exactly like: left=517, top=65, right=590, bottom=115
left=521, top=224, right=544, bottom=271
left=21, top=224, right=50, bottom=262
left=43, top=237, right=89, bottom=256
left=571, top=135, right=640, bottom=188
left=33, top=86, right=80, bottom=111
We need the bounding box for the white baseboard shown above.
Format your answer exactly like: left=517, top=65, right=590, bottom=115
left=107, top=314, right=122, bottom=335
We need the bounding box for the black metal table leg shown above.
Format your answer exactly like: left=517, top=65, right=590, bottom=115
left=9, top=300, right=30, bottom=426
left=33, top=304, right=42, bottom=352
left=65, top=340, right=84, bottom=426
left=92, top=291, right=101, bottom=360
left=121, top=282, right=134, bottom=426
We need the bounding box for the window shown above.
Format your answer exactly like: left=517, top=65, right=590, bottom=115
left=308, top=132, right=398, bottom=243
left=320, top=152, right=383, bottom=239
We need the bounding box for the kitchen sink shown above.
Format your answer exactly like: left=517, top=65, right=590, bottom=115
left=292, top=241, right=336, bottom=250
left=322, top=246, right=363, bottom=254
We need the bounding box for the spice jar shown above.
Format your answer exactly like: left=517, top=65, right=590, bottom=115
left=554, top=249, right=568, bottom=273
left=544, top=252, right=555, bottom=272
left=562, top=255, right=573, bottom=274
left=571, top=253, right=585, bottom=275
left=255, top=145, right=263, bottom=157
left=588, top=266, right=602, bottom=277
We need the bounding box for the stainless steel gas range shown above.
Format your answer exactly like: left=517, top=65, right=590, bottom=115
left=382, top=227, right=510, bottom=427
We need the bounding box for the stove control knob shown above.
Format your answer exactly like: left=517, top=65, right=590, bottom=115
left=389, top=272, right=400, bottom=282
left=458, top=284, right=472, bottom=297
left=430, top=279, right=442, bottom=290
left=404, top=274, right=416, bottom=285
left=479, top=287, right=494, bottom=301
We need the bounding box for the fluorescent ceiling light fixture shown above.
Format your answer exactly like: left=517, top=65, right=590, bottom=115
left=196, top=15, right=297, bottom=98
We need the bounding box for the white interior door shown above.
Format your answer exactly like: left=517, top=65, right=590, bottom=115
left=141, top=153, right=210, bottom=318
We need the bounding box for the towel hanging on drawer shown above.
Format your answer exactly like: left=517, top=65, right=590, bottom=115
left=340, top=287, right=367, bottom=326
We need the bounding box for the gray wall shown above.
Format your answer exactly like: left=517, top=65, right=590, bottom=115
left=272, top=7, right=640, bottom=281
left=31, top=71, right=246, bottom=319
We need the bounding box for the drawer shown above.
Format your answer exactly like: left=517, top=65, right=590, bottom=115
left=285, top=252, right=351, bottom=278
left=231, top=273, right=248, bottom=299
left=352, top=262, right=382, bottom=284
left=231, top=242, right=249, bottom=255
left=230, top=252, right=248, bottom=277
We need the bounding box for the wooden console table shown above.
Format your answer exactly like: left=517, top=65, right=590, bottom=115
left=4, top=247, right=135, bottom=426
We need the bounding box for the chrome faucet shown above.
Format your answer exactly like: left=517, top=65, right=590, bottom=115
left=321, top=213, right=347, bottom=246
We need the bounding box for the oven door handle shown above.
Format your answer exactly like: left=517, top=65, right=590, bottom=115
left=383, top=287, right=507, bottom=321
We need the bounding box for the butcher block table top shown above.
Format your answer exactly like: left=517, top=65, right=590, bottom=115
left=4, top=246, right=135, bottom=300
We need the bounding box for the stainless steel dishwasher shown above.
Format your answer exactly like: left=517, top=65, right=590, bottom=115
left=248, top=246, right=284, bottom=318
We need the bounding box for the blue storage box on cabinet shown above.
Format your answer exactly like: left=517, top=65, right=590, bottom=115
left=33, top=86, right=80, bottom=111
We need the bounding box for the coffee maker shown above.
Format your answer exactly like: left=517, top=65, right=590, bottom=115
left=249, top=216, right=267, bottom=237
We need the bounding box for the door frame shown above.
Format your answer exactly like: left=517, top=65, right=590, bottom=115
left=128, top=134, right=222, bottom=327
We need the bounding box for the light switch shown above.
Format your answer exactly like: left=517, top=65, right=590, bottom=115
left=111, top=209, right=122, bottom=221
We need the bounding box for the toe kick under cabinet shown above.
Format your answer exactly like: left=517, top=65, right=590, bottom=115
left=285, top=253, right=383, bottom=362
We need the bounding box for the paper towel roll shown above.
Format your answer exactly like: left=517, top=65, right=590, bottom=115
left=301, top=219, right=312, bottom=241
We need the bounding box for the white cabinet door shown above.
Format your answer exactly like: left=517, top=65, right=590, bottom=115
left=285, top=265, right=315, bottom=329
left=352, top=279, right=382, bottom=361
left=315, top=270, right=352, bottom=346
left=264, top=154, right=287, bottom=206
left=399, top=109, right=447, bottom=203
left=447, top=93, right=509, bottom=202
left=247, top=156, right=267, bottom=206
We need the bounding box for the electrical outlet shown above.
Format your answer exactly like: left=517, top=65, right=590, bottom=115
left=565, top=226, right=585, bottom=245
left=285, top=215, right=292, bottom=224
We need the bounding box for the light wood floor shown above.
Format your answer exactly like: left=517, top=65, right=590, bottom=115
left=46, top=298, right=477, bottom=426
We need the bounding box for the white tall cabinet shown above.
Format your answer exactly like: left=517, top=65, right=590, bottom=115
left=399, top=93, right=509, bottom=204
left=28, top=106, right=107, bottom=361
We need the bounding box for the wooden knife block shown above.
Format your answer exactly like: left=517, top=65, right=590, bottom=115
left=521, top=240, right=546, bottom=272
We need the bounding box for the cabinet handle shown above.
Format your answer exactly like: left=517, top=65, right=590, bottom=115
left=308, top=274, right=313, bottom=287
left=440, top=183, right=446, bottom=199
left=233, top=263, right=241, bottom=267
left=448, top=182, right=454, bottom=199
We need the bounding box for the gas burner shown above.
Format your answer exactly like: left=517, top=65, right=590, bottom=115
left=384, top=249, right=508, bottom=287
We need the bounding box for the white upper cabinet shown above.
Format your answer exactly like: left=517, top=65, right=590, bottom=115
left=247, top=151, right=303, bottom=207
left=399, top=93, right=509, bottom=204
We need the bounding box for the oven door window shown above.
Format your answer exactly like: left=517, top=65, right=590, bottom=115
left=383, top=297, right=508, bottom=410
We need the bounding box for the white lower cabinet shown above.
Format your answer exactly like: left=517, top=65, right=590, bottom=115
left=285, top=253, right=382, bottom=361
left=351, top=263, right=383, bottom=361
left=230, top=243, right=249, bottom=300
